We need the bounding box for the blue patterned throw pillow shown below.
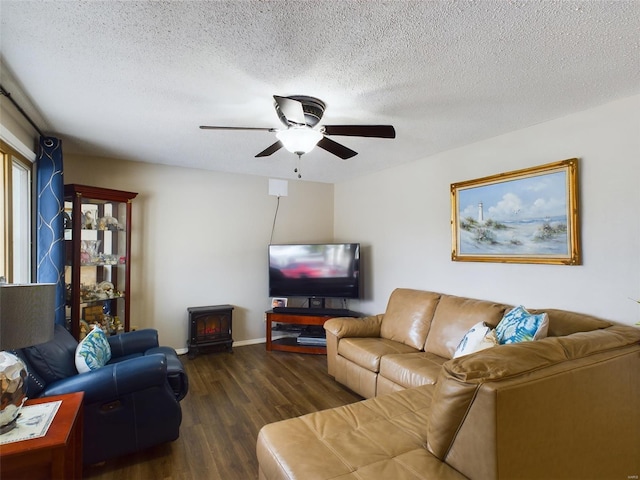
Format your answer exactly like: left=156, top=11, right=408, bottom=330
left=75, top=326, right=112, bottom=373
left=496, top=306, right=549, bottom=345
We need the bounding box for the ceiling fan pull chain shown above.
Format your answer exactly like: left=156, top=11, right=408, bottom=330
left=295, top=153, right=302, bottom=178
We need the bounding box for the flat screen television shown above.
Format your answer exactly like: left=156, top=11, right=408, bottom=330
left=268, top=243, right=361, bottom=299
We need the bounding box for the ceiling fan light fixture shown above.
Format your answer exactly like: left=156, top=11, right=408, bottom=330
left=201, top=94, right=395, bottom=161
left=276, top=128, right=323, bottom=155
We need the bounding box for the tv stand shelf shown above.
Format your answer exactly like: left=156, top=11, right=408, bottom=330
left=266, top=309, right=359, bottom=355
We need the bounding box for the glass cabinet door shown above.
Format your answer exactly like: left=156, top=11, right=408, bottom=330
left=64, top=184, right=137, bottom=340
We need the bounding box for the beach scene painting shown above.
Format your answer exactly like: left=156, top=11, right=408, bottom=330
left=451, top=159, right=580, bottom=265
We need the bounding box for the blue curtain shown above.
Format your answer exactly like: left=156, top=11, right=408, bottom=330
left=36, top=136, right=65, bottom=326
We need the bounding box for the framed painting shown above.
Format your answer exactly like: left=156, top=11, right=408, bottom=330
left=451, top=158, right=580, bottom=265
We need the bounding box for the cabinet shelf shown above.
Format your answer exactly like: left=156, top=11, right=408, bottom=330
left=78, top=261, right=125, bottom=267
left=65, top=228, right=127, bottom=233
left=79, top=295, right=125, bottom=307
left=270, top=336, right=328, bottom=355
left=64, top=184, right=137, bottom=340
left=67, top=261, right=126, bottom=267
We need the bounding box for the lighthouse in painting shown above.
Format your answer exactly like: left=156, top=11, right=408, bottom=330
left=478, top=202, right=484, bottom=222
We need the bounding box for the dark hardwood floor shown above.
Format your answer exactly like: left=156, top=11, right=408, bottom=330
left=83, top=343, right=362, bottom=480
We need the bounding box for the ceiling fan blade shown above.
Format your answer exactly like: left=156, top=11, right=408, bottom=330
left=273, top=96, right=306, bottom=125
left=199, top=125, right=275, bottom=131
left=322, top=125, right=396, bottom=138
left=316, top=136, right=357, bottom=160
left=255, top=141, right=283, bottom=157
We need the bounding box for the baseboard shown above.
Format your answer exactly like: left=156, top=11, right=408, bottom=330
left=234, top=337, right=269, bottom=347
left=175, top=337, right=268, bottom=355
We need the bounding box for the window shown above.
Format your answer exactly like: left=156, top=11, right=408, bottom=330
left=1, top=140, right=34, bottom=283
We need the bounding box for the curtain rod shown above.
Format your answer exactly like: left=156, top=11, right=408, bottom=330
left=0, top=83, right=46, bottom=138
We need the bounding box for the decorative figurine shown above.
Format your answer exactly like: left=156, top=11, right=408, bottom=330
left=84, top=210, right=96, bottom=229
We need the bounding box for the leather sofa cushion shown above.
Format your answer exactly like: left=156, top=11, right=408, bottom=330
left=22, top=324, right=78, bottom=384
left=379, top=352, right=446, bottom=389
left=380, top=289, right=441, bottom=350
left=13, top=349, right=47, bottom=397
left=338, top=337, right=418, bottom=373
left=257, top=385, right=467, bottom=480
left=555, top=325, right=639, bottom=358
left=424, top=295, right=509, bottom=359
left=108, top=328, right=159, bottom=356
left=528, top=308, right=611, bottom=336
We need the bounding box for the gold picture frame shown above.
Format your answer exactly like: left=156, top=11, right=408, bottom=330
left=451, top=158, right=580, bottom=265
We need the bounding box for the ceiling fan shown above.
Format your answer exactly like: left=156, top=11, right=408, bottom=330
left=200, top=95, right=396, bottom=162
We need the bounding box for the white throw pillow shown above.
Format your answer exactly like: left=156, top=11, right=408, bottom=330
left=453, top=322, right=495, bottom=358
left=75, top=325, right=112, bottom=373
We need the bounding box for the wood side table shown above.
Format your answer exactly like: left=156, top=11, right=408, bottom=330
left=0, top=392, right=84, bottom=480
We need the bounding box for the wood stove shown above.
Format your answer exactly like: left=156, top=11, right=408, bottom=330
left=187, top=304, right=234, bottom=358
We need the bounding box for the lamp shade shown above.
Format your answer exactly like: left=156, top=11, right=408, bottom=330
left=0, top=283, right=56, bottom=433
left=276, top=128, right=323, bottom=155
left=0, top=283, right=56, bottom=350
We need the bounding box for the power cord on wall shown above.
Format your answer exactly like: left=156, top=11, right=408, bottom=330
left=269, top=195, right=281, bottom=245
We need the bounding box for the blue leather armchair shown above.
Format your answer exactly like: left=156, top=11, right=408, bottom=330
left=16, top=325, right=188, bottom=464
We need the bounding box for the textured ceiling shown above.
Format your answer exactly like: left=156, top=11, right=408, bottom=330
left=1, top=1, right=638, bottom=183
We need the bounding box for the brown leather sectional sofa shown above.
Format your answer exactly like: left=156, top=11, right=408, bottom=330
left=257, top=289, right=640, bottom=479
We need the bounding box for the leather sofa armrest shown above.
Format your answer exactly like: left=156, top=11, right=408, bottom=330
left=324, top=315, right=384, bottom=338
left=108, top=329, right=159, bottom=358
left=324, top=315, right=383, bottom=378
left=41, top=354, right=169, bottom=403
left=145, top=346, right=189, bottom=401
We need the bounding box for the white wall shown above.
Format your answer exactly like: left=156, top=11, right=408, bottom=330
left=336, top=95, right=640, bottom=326
left=5, top=88, right=638, bottom=352
left=64, top=156, right=334, bottom=351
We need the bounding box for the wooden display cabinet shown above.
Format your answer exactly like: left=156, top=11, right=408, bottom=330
left=64, top=184, right=138, bottom=340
